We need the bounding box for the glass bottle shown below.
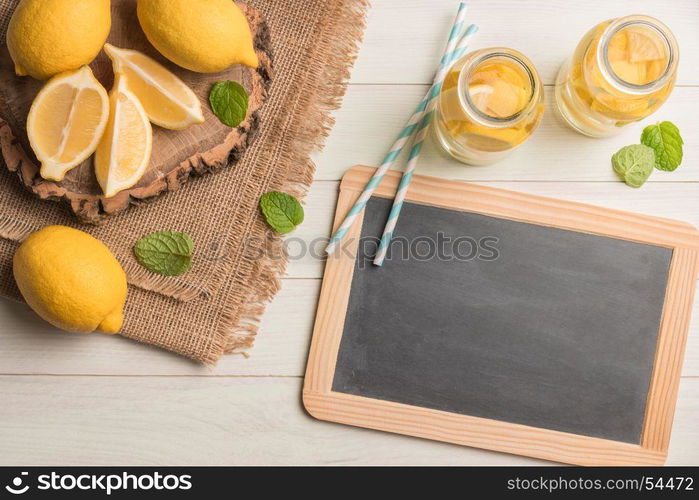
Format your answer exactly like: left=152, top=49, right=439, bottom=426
left=555, top=15, right=679, bottom=137
left=433, top=47, right=544, bottom=165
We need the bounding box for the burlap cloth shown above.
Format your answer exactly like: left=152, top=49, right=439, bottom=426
left=0, top=0, right=368, bottom=363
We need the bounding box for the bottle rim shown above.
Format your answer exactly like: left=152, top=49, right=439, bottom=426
left=456, top=48, right=541, bottom=128
left=597, top=15, right=679, bottom=95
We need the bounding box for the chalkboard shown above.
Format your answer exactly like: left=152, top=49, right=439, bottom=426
left=304, top=166, right=699, bottom=465
left=333, top=196, right=671, bottom=444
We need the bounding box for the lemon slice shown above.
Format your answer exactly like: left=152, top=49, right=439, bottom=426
left=27, top=66, right=109, bottom=181
left=610, top=60, right=648, bottom=85
left=468, top=84, right=494, bottom=114
left=95, top=76, right=153, bottom=198
left=104, top=43, right=204, bottom=130
left=627, top=30, right=664, bottom=63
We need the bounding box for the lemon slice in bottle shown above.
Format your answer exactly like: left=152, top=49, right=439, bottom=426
left=95, top=76, right=153, bottom=198
left=104, top=43, right=204, bottom=130
left=27, top=66, right=109, bottom=181
left=627, top=30, right=664, bottom=63
left=468, top=84, right=494, bottom=113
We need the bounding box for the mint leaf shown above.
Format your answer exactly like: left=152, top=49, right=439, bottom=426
left=133, top=231, right=194, bottom=276
left=612, top=144, right=655, bottom=188
left=641, top=121, right=683, bottom=171
left=209, top=81, right=249, bottom=127
left=260, top=191, right=304, bottom=234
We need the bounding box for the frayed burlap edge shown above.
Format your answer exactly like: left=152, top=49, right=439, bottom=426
left=0, top=214, right=35, bottom=241
left=204, top=0, right=370, bottom=362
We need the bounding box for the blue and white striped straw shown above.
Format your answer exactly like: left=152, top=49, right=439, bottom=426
left=325, top=2, right=470, bottom=256
left=373, top=24, right=478, bottom=266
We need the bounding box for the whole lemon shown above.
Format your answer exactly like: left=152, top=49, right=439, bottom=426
left=7, top=0, right=111, bottom=80
left=137, top=0, right=258, bottom=73
left=13, top=226, right=128, bottom=334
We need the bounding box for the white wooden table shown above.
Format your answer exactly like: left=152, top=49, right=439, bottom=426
left=1, top=0, right=698, bottom=465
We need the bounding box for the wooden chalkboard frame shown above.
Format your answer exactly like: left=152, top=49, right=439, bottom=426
left=303, top=165, right=699, bottom=466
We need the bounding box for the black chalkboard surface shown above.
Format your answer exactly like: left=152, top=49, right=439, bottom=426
left=304, top=166, right=699, bottom=465
left=332, top=197, right=672, bottom=444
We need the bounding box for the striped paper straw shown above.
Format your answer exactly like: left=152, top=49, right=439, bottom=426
left=373, top=24, right=478, bottom=266
left=325, top=2, right=469, bottom=256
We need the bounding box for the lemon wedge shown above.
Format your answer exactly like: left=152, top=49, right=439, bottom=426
left=95, top=76, right=153, bottom=198
left=27, top=66, right=109, bottom=181
left=104, top=43, right=204, bottom=130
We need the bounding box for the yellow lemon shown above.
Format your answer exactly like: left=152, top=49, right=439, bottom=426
left=104, top=44, right=204, bottom=130
left=7, top=0, right=111, bottom=80
left=13, top=226, right=128, bottom=334
left=27, top=66, right=110, bottom=182
left=137, top=0, right=258, bottom=73
left=95, top=75, right=153, bottom=198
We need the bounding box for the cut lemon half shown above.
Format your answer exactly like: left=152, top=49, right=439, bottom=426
left=104, top=43, right=204, bottom=130
left=95, top=76, right=153, bottom=198
left=27, top=66, right=109, bottom=181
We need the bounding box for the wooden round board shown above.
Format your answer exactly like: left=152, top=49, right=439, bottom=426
left=0, top=0, right=272, bottom=223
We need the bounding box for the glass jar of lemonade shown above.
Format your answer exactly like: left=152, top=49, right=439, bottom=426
left=555, top=15, right=679, bottom=137
left=433, top=47, right=544, bottom=166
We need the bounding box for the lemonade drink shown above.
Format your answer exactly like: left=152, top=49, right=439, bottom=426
left=433, top=48, right=544, bottom=165
left=555, top=15, right=678, bottom=137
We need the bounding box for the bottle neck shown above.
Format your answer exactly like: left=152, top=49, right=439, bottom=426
left=597, top=15, right=678, bottom=96
left=457, top=51, right=540, bottom=128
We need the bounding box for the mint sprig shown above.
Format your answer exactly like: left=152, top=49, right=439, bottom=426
left=612, top=144, right=655, bottom=188
left=134, top=231, right=195, bottom=276
left=260, top=192, right=304, bottom=234
left=209, top=81, right=249, bottom=127
left=611, top=121, right=684, bottom=187
left=641, top=121, right=684, bottom=171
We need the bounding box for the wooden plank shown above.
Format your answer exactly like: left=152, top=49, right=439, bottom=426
left=642, top=248, right=699, bottom=452
left=0, top=375, right=696, bottom=465
left=2, top=179, right=699, bottom=376
left=313, top=86, right=699, bottom=181
left=352, top=0, right=699, bottom=85
left=1, top=276, right=698, bottom=378
left=339, top=166, right=699, bottom=249
left=0, top=279, right=320, bottom=377
left=305, top=188, right=364, bottom=394
left=290, top=180, right=699, bottom=279
left=304, top=166, right=699, bottom=465
left=304, top=392, right=666, bottom=466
